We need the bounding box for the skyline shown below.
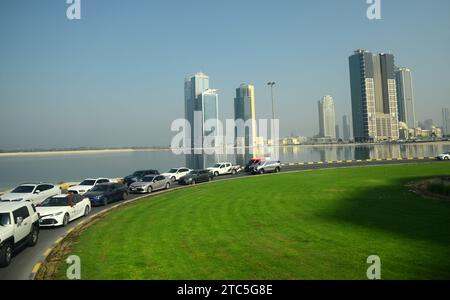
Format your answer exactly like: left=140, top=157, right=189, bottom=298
left=1, top=0, right=450, bottom=149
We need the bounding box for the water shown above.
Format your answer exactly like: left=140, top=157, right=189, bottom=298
left=0, top=142, right=449, bottom=192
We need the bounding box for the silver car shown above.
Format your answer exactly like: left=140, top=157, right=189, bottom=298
left=251, top=160, right=282, bottom=175
left=128, top=175, right=171, bottom=194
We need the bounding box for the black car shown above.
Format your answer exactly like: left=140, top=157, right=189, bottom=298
left=84, top=183, right=129, bottom=206
left=123, top=170, right=159, bottom=186
left=178, top=170, right=213, bottom=185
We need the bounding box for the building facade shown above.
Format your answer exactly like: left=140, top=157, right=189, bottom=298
left=342, top=115, right=351, bottom=141
left=395, top=68, right=416, bottom=129
left=234, top=84, right=257, bottom=149
left=318, top=95, right=336, bottom=139
left=348, top=49, right=400, bottom=142
left=443, top=108, right=450, bottom=136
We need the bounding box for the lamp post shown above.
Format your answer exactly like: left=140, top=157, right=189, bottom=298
left=267, top=81, right=276, bottom=145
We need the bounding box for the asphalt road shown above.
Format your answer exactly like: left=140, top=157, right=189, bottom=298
left=0, top=157, right=446, bottom=280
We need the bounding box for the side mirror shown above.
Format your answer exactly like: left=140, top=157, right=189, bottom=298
left=17, top=216, right=23, bottom=225
left=34, top=190, right=41, bottom=195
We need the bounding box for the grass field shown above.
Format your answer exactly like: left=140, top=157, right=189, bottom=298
left=56, top=163, right=450, bottom=279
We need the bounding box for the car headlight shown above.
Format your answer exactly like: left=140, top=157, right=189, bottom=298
left=47, top=212, right=63, bottom=217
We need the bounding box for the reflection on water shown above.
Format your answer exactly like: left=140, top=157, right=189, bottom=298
left=0, top=142, right=449, bottom=191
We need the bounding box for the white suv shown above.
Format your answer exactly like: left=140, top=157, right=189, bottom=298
left=0, top=183, right=61, bottom=205
left=161, top=168, right=192, bottom=182
left=0, top=202, right=40, bottom=267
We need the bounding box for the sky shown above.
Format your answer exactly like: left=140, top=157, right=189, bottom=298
left=0, top=0, right=449, bottom=150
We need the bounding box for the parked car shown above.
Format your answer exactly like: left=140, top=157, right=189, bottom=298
left=244, top=158, right=268, bottom=172
left=37, top=194, right=91, bottom=227
left=84, top=183, right=129, bottom=206
left=437, top=152, right=450, bottom=161
left=67, top=178, right=112, bottom=195
left=0, top=201, right=40, bottom=267
left=207, top=162, right=242, bottom=177
left=0, top=183, right=61, bottom=205
left=129, top=175, right=171, bottom=194
left=161, top=168, right=192, bottom=182
left=250, top=160, right=282, bottom=175
left=123, top=170, right=160, bottom=186
left=179, top=170, right=214, bottom=185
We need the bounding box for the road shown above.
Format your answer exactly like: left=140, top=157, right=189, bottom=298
left=0, top=157, right=445, bottom=280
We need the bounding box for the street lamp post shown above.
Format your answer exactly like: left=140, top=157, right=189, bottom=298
left=267, top=81, right=276, bottom=145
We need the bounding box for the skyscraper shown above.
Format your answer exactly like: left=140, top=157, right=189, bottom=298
left=443, top=108, right=450, bottom=136
left=395, top=67, right=416, bottom=129
left=318, top=95, right=336, bottom=139
left=184, top=72, right=219, bottom=169
left=234, top=84, right=256, bottom=149
left=335, top=124, right=340, bottom=140
left=342, top=115, right=351, bottom=141
left=349, top=49, right=399, bottom=142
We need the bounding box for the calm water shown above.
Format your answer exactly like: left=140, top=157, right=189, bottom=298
left=0, top=142, right=449, bottom=191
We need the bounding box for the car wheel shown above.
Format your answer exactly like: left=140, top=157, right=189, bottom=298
left=165, top=183, right=170, bottom=190
left=259, top=169, right=265, bottom=174
left=84, top=206, right=90, bottom=216
left=274, top=167, right=280, bottom=173
left=147, top=186, right=153, bottom=194
left=171, top=176, right=176, bottom=183
left=63, top=213, right=70, bottom=227
left=122, top=192, right=129, bottom=200
left=214, top=172, right=219, bottom=177
left=28, top=225, right=39, bottom=247
left=0, top=242, right=13, bottom=267
left=231, top=169, right=237, bottom=175
left=445, top=157, right=450, bottom=161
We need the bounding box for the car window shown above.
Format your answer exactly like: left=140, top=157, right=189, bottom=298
left=13, top=206, right=30, bottom=223
left=11, top=185, right=35, bottom=193
left=74, top=194, right=83, bottom=203
left=36, top=185, right=46, bottom=192
left=156, top=176, right=165, bottom=181
left=97, top=179, right=109, bottom=184
left=0, top=213, right=11, bottom=226
left=180, top=168, right=189, bottom=172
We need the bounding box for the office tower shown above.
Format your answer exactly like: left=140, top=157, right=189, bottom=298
left=443, top=108, right=450, bottom=136
left=348, top=49, right=400, bottom=142
left=335, top=125, right=340, bottom=140
left=318, top=95, right=336, bottom=139
left=184, top=72, right=219, bottom=169
left=395, top=68, right=416, bottom=129
left=342, top=115, right=351, bottom=141
left=234, top=84, right=257, bottom=149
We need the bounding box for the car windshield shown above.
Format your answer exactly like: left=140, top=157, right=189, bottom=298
left=80, top=180, right=96, bottom=186
left=11, top=185, right=35, bottom=193
left=213, top=164, right=222, bottom=168
left=142, top=176, right=155, bottom=182
left=0, top=213, right=11, bottom=226
left=167, top=169, right=178, bottom=173
left=90, top=185, right=110, bottom=192
left=133, top=171, right=145, bottom=176
left=39, top=197, right=69, bottom=207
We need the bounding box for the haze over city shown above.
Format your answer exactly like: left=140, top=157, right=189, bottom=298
left=1, top=0, right=449, bottom=150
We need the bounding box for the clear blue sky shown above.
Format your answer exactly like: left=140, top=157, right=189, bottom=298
left=1, top=0, right=449, bottom=149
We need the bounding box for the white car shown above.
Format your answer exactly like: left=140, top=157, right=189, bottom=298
left=0, top=183, right=61, bottom=205
left=37, top=194, right=91, bottom=227
left=161, top=168, right=192, bottom=182
left=437, top=152, right=450, bottom=161
left=0, top=201, right=40, bottom=267
left=207, top=162, right=242, bottom=177
left=68, top=178, right=112, bottom=195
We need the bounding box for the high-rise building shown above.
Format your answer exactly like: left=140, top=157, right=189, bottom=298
left=342, top=115, right=351, bottom=141
left=335, top=124, right=340, bottom=140
left=349, top=49, right=399, bottom=142
left=318, top=95, right=336, bottom=139
left=395, top=68, right=416, bottom=129
left=443, top=108, right=450, bottom=136
left=234, top=84, right=256, bottom=149
left=184, top=72, right=219, bottom=169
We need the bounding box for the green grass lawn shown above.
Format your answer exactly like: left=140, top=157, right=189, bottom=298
left=56, top=163, right=450, bottom=280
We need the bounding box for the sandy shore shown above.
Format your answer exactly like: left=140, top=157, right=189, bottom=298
left=0, top=148, right=171, bottom=158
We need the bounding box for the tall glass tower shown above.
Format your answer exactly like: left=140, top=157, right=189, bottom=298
left=395, top=67, right=416, bottom=129
left=318, top=95, right=336, bottom=139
